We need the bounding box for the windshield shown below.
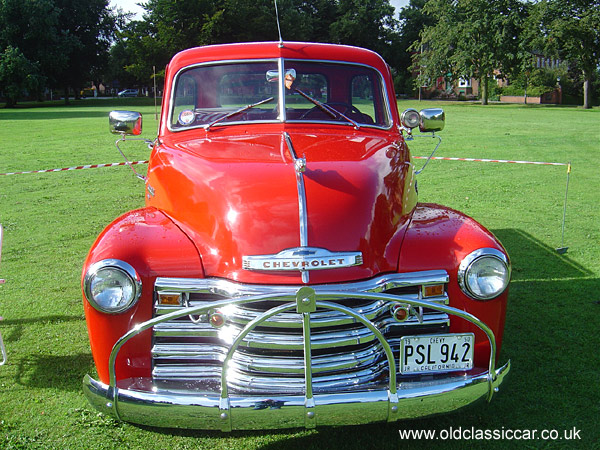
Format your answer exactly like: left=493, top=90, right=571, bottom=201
left=169, top=59, right=391, bottom=130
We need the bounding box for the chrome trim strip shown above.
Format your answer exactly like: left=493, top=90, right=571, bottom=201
left=152, top=322, right=435, bottom=350
left=167, top=57, right=394, bottom=133
left=151, top=344, right=383, bottom=375
left=154, top=270, right=449, bottom=295
left=277, top=58, right=286, bottom=122
left=155, top=297, right=448, bottom=329
left=152, top=363, right=389, bottom=391
left=83, top=361, right=510, bottom=430
left=284, top=132, right=310, bottom=283
left=297, top=289, right=316, bottom=427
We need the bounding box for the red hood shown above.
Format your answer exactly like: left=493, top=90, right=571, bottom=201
left=147, top=127, right=415, bottom=284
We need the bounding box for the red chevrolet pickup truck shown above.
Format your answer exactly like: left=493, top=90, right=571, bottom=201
left=82, top=41, right=510, bottom=431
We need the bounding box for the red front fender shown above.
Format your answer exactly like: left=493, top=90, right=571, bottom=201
left=82, top=207, right=204, bottom=384
left=398, top=203, right=509, bottom=366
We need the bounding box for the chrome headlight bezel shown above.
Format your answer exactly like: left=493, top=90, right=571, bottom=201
left=400, top=108, right=420, bottom=129
left=83, top=259, right=142, bottom=314
left=458, top=248, right=510, bottom=301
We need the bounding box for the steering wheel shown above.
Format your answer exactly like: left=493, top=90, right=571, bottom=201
left=299, top=102, right=363, bottom=119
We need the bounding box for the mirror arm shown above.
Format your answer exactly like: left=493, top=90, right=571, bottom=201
left=114, top=135, right=153, bottom=182
left=414, top=133, right=442, bottom=175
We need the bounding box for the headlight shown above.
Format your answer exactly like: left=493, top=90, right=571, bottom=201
left=83, top=259, right=142, bottom=313
left=400, top=108, right=420, bottom=129
left=458, top=248, right=510, bottom=300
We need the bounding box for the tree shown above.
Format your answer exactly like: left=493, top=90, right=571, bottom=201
left=396, top=0, right=436, bottom=95
left=52, top=0, right=118, bottom=103
left=330, top=0, right=399, bottom=64
left=0, top=0, right=62, bottom=103
left=536, top=0, right=600, bottom=109
left=0, top=46, right=43, bottom=107
left=0, top=0, right=118, bottom=104
left=413, top=0, right=525, bottom=104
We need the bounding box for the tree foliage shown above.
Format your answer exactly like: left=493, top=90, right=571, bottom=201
left=0, top=46, right=43, bottom=107
left=0, top=0, right=118, bottom=106
left=412, top=0, right=526, bottom=104
left=113, top=0, right=399, bottom=87
left=535, top=0, right=600, bottom=108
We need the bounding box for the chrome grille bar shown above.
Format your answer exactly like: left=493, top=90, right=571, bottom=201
left=151, top=271, right=451, bottom=394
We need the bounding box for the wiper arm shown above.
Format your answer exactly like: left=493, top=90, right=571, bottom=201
left=205, top=97, right=274, bottom=131
left=294, top=89, right=360, bottom=129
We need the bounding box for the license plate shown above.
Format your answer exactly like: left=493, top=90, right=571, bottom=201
left=399, top=333, right=474, bottom=374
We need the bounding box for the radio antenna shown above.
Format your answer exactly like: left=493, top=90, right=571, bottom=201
left=274, top=0, right=283, bottom=47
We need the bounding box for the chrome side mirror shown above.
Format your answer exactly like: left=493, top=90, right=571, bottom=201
left=109, top=111, right=143, bottom=135
left=419, top=108, right=445, bottom=133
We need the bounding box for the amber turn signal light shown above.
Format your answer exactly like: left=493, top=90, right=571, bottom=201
left=423, top=284, right=444, bottom=298
left=158, top=293, right=182, bottom=306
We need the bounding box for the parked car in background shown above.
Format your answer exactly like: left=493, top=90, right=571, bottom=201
left=117, top=89, right=138, bottom=98
left=82, top=41, right=511, bottom=431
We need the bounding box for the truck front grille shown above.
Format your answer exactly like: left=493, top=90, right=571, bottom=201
left=152, top=271, right=450, bottom=394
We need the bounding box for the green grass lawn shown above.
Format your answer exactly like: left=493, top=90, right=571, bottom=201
left=0, top=98, right=598, bottom=449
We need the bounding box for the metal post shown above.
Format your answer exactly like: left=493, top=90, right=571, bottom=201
left=153, top=66, right=158, bottom=121
left=556, top=162, right=571, bottom=254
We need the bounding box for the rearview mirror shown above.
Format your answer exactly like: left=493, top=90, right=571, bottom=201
left=109, top=111, right=142, bottom=135
left=266, top=69, right=296, bottom=89
left=419, top=108, right=445, bottom=133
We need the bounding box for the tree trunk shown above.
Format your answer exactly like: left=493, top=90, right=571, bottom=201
left=481, top=75, right=489, bottom=105
left=583, top=71, right=591, bottom=109
left=64, top=86, right=70, bottom=105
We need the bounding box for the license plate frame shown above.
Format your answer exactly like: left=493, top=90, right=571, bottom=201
left=399, top=333, right=475, bottom=375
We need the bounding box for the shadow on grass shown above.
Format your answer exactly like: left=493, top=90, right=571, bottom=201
left=1, top=314, right=82, bottom=344
left=492, top=228, right=594, bottom=281
left=1, top=315, right=93, bottom=392
left=15, top=353, right=95, bottom=392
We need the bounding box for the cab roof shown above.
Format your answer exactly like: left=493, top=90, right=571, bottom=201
left=167, top=41, right=390, bottom=75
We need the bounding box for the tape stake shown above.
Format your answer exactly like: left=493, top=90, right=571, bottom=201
left=557, top=161, right=572, bottom=254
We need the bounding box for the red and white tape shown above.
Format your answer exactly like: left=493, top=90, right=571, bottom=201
left=0, top=156, right=569, bottom=176
left=413, top=156, right=567, bottom=166
left=0, top=160, right=149, bottom=176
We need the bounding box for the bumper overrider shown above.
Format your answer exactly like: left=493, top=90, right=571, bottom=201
left=83, top=286, right=510, bottom=431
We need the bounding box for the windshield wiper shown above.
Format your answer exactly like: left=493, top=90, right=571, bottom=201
left=205, top=97, right=274, bottom=131
left=294, top=89, right=360, bottom=130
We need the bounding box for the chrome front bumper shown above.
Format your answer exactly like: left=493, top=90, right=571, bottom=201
left=84, top=362, right=509, bottom=430
left=83, top=283, right=510, bottom=430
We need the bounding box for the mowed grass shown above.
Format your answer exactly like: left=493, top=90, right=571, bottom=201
left=0, top=98, right=598, bottom=449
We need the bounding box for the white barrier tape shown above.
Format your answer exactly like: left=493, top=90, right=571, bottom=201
left=413, top=156, right=567, bottom=166
left=0, top=160, right=149, bottom=176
